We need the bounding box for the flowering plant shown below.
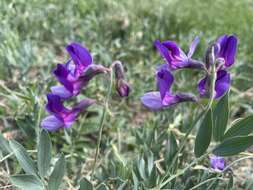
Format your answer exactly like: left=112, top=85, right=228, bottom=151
left=2, top=35, right=253, bottom=190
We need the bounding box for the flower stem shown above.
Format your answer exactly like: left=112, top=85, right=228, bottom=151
left=189, top=177, right=226, bottom=190
left=206, top=46, right=217, bottom=110
left=91, top=68, right=114, bottom=179
left=167, top=111, right=204, bottom=173
left=159, top=151, right=210, bottom=188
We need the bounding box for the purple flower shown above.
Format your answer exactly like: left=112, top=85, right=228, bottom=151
left=215, top=35, right=237, bottom=68
left=141, top=65, right=197, bottom=110
left=198, top=70, right=231, bottom=99
left=65, top=42, right=93, bottom=76
left=51, top=43, right=108, bottom=99
left=210, top=155, right=225, bottom=171
left=41, top=94, right=95, bottom=131
left=198, top=35, right=237, bottom=98
left=154, top=37, right=204, bottom=70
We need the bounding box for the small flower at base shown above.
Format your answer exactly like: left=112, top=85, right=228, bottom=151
left=210, top=155, right=225, bottom=171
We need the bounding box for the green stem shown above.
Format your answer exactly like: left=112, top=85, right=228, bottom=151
left=189, top=177, right=225, bottom=190
left=91, top=69, right=114, bottom=179
left=159, top=151, right=210, bottom=188
left=206, top=47, right=216, bottom=110
left=165, top=111, right=204, bottom=178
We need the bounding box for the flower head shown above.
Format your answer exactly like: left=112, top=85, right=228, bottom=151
left=198, top=34, right=237, bottom=98
left=52, top=43, right=108, bottom=99
left=215, top=35, right=237, bottom=68
left=154, top=37, right=203, bottom=70
left=41, top=94, right=95, bottom=131
left=141, top=65, right=197, bottom=110
left=210, top=155, right=225, bottom=171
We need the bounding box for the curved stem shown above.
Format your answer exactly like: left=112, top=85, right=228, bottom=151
left=91, top=69, right=114, bottom=179
left=165, top=111, right=204, bottom=176
left=189, top=177, right=225, bottom=190
left=160, top=151, right=210, bottom=188
left=223, top=155, right=253, bottom=172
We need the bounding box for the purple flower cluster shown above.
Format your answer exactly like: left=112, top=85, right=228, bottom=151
left=141, top=34, right=237, bottom=110
left=41, top=43, right=109, bottom=131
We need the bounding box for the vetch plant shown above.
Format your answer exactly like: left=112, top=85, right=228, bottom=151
left=0, top=42, right=130, bottom=190
left=1, top=35, right=253, bottom=189
left=138, top=34, right=253, bottom=189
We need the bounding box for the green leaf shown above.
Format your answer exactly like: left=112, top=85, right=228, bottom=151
left=224, top=115, right=253, bottom=139
left=213, top=92, right=229, bottom=141
left=38, top=130, right=52, bottom=177
left=213, top=135, right=253, bottom=156
left=80, top=177, right=93, bottom=190
left=48, top=154, right=66, bottom=190
left=225, top=174, right=233, bottom=190
left=138, top=157, right=146, bottom=180
left=96, top=183, right=109, bottom=190
left=165, top=132, right=178, bottom=165
left=9, top=140, right=37, bottom=175
left=0, top=132, right=11, bottom=154
left=194, top=109, right=213, bottom=157
left=245, top=178, right=253, bottom=190
left=132, top=171, right=139, bottom=190
left=10, top=174, right=43, bottom=190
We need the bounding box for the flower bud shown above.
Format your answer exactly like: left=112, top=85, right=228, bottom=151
left=114, top=60, right=125, bottom=79
left=205, top=43, right=217, bottom=69
left=116, top=79, right=130, bottom=97
left=113, top=61, right=130, bottom=97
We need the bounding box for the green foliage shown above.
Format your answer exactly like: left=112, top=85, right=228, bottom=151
left=9, top=140, right=37, bottom=175
left=213, top=136, right=253, bottom=156
left=10, top=174, right=44, bottom=190
left=224, top=115, right=253, bottom=139
left=213, top=92, right=229, bottom=141
left=38, top=130, right=52, bottom=177
left=1, top=0, right=253, bottom=189
left=48, top=155, right=66, bottom=190
left=194, top=109, right=213, bottom=157
left=80, top=177, right=93, bottom=190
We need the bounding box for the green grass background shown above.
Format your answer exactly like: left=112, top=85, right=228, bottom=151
left=1, top=0, right=253, bottom=189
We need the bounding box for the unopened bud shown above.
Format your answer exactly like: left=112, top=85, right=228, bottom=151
left=116, top=79, right=130, bottom=97
left=112, top=61, right=131, bottom=97
left=114, top=61, right=125, bottom=79
left=205, top=43, right=218, bottom=69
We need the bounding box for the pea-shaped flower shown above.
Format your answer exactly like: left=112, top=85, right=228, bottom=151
left=210, top=155, right=225, bottom=171
left=198, top=35, right=237, bottom=98
left=154, top=37, right=204, bottom=70
left=51, top=43, right=108, bottom=99
left=141, top=65, right=197, bottom=110
left=41, top=94, right=95, bottom=131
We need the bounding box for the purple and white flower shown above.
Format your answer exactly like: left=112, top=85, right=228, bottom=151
left=154, top=37, right=204, bottom=70
left=198, top=35, right=237, bottom=98
left=41, top=94, right=95, bottom=131
left=141, top=65, right=197, bottom=110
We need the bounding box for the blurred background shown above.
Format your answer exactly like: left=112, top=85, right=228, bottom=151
left=1, top=0, right=253, bottom=189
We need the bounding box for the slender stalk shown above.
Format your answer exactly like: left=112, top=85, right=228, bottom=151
left=189, top=177, right=225, bottom=190
left=165, top=111, right=204, bottom=176
left=206, top=46, right=216, bottom=110
left=91, top=68, right=114, bottom=179
left=223, top=155, right=253, bottom=172
left=159, top=151, right=210, bottom=188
